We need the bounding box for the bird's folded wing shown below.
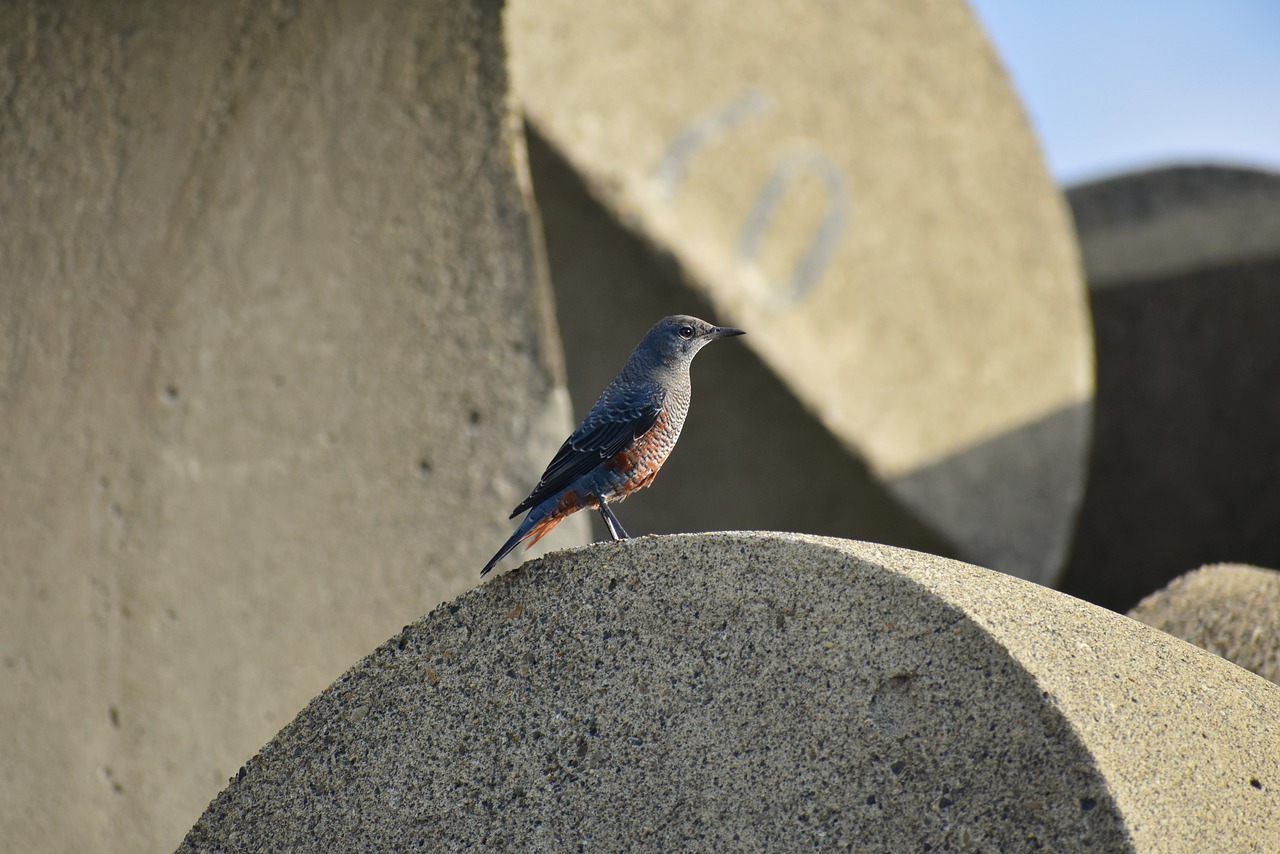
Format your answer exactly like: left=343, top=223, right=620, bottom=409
left=511, top=390, right=664, bottom=518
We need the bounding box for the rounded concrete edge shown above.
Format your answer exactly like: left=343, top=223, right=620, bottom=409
left=1128, top=562, right=1280, bottom=685
left=178, top=534, right=1280, bottom=852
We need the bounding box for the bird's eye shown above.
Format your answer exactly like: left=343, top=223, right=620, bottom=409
left=679, top=325, right=694, bottom=339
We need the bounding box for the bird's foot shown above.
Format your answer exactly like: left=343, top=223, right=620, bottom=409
left=598, top=503, right=630, bottom=541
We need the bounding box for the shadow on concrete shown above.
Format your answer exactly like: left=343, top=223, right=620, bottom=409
left=1061, top=253, right=1280, bottom=610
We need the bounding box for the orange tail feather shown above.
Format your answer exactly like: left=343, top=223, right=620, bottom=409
left=524, top=509, right=568, bottom=549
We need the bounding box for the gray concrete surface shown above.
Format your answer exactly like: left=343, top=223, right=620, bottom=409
left=0, top=2, right=583, bottom=851
left=509, top=0, right=1094, bottom=585
left=1061, top=166, right=1280, bottom=610
left=1129, top=563, right=1280, bottom=685
left=179, top=534, right=1280, bottom=852
left=1072, top=165, right=1280, bottom=287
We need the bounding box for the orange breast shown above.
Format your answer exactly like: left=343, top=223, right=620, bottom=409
left=603, top=410, right=677, bottom=498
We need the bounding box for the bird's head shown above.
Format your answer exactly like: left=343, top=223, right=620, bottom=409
left=640, top=315, right=745, bottom=368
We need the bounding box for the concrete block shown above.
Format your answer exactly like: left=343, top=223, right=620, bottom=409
left=179, top=534, right=1280, bottom=852
left=1061, top=167, right=1280, bottom=609
left=1129, top=563, right=1280, bottom=685
left=1072, top=165, right=1280, bottom=286
left=509, top=0, right=1094, bottom=584
left=0, top=2, right=582, bottom=851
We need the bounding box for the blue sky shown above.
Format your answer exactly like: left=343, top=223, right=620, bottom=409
left=968, top=1, right=1280, bottom=186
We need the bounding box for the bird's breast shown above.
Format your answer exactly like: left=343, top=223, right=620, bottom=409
left=602, top=407, right=684, bottom=497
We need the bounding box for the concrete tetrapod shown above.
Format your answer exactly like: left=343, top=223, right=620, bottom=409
left=510, top=0, right=1094, bottom=585
left=1062, top=166, right=1280, bottom=610
left=1130, top=563, right=1280, bottom=686
left=178, top=534, right=1280, bottom=852
left=0, top=2, right=580, bottom=850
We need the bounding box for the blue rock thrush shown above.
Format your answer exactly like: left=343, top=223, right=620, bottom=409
left=480, top=315, right=745, bottom=576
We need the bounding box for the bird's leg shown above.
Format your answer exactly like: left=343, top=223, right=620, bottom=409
left=598, top=501, right=630, bottom=541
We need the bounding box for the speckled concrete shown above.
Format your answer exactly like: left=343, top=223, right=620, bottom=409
left=1129, top=563, right=1280, bottom=685
left=178, top=534, right=1280, bottom=852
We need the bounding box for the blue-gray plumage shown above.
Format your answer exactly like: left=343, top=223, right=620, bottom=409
left=480, top=315, right=744, bottom=576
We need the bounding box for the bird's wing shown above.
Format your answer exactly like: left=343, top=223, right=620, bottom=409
left=511, top=385, right=664, bottom=518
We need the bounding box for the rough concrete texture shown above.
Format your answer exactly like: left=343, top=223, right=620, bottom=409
left=0, top=2, right=584, bottom=851
left=509, top=0, right=1094, bottom=585
left=528, top=131, right=959, bottom=559
left=1129, top=563, right=1280, bottom=685
left=179, top=534, right=1280, bottom=852
left=1060, top=167, right=1280, bottom=610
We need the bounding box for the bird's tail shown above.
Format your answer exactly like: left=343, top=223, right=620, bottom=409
left=479, top=526, right=526, bottom=577
left=479, top=506, right=568, bottom=577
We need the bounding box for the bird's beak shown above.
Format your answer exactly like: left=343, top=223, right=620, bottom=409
left=710, top=326, right=746, bottom=339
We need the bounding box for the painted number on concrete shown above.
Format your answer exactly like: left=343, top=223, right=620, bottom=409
left=651, top=90, right=849, bottom=308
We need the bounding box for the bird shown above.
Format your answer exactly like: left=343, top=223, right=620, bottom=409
left=480, top=315, right=745, bottom=576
